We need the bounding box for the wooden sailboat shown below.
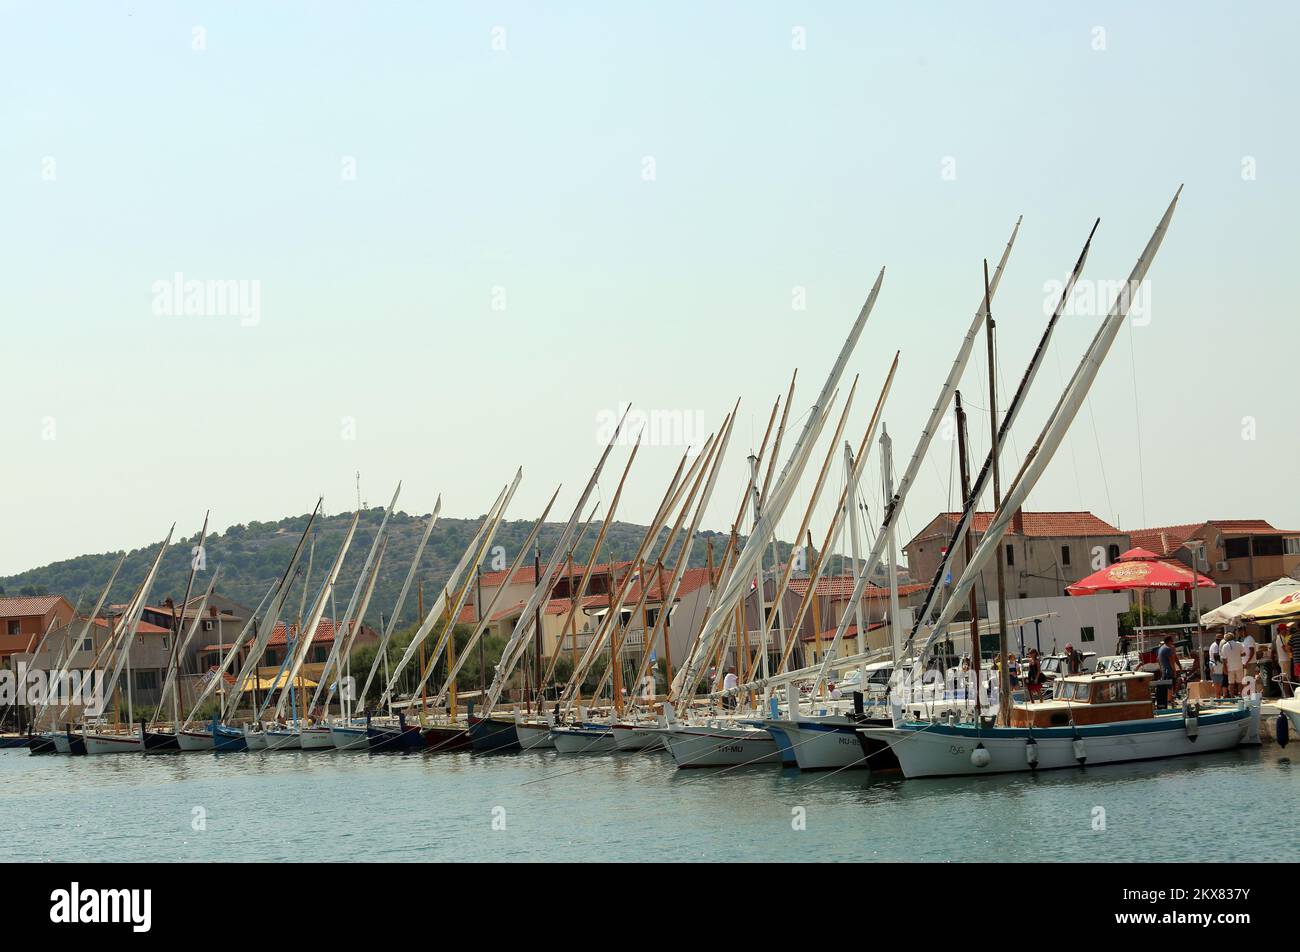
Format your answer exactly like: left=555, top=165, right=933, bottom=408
left=329, top=497, right=440, bottom=750
left=82, top=527, right=175, bottom=754
left=367, top=473, right=522, bottom=750
left=860, top=189, right=1261, bottom=777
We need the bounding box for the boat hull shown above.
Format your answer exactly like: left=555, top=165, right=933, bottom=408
left=551, top=726, right=617, bottom=754
left=366, top=714, right=424, bottom=752
left=514, top=721, right=555, bottom=750
left=764, top=717, right=867, bottom=771
left=0, top=734, right=31, bottom=749
left=176, top=729, right=214, bottom=751
left=262, top=729, right=302, bottom=750
left=761, top=723, right=798, bottom=766
left=51, top=732, right=73, bottom=755
left=83, top=731, right=145, bottom=755
left=242, top=726, right=268, bottom=750
left=299, top=727, right=335, bottom=750
left=610, top=724, right=666, bottom=751
left=660, top=724, right=780, bottom=768
left=468, top=715, right=520, bottom=752
left=27, top=734, right=57, bottom=754
left=422, top=724, right=473, bottom=752
left=212, top=724, right=248, bottom=752
left=142, top=730, right=180, bottom=752
left=329, top=725, right=371, bottom=751
left=858, top=705, right=1258, bottom=779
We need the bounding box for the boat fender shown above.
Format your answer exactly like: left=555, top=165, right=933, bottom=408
left=1072, top=737, right=1087, bottom=765
left=1025, top=736, right=1039, bottom=769
left=1184, top=703, right=1199, bottom=742
left=1277, top=713, right=1289, bottom=748
left=970, top=742, right=991, bottom=769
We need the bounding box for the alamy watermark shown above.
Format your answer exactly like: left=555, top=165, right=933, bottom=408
left=151, top=272, right=261, bottom=327
left=596, top=403, right=706, bottom=453
left=0, top=665, right=106, bottom=715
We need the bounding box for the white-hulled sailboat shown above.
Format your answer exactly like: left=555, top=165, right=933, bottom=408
left=859, top=188, right=1260, bottom=777
left=82, top=527, right=174, bottom=754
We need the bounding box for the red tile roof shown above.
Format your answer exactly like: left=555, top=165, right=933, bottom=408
left=86, top=616, right=171, bottom=635
left=0, top=595, right=68, bottom=620
left=1127, top=524, right=1202, bottom=556
left=267, top=619, right=342, bottom=646
left=905, top=511, right=1123, bottom=552
left=1128, top=520, right=1299, bottom=557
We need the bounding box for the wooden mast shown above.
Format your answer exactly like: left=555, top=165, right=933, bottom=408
left=955, top=391, right=981, bottom=720
left=984, top=259, right=1012, bottom=725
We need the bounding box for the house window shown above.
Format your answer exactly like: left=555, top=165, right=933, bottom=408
left=134, top=670, right=159, bottom=692
left=1005, top=544, right=1015, bottom=567
left=1107, top=544, right=1120, bottom=563
left=1080, top=626, right=1095, bottom=643
left=6, top=620, right=18, bottom=635
left=1061, top=545, right=1071, bottom=567
left=81, top=638, right=93, bottom=651
left=1224, top=538, right=1250, bottom=560
left=1287, top=538, right=1300, bottom=555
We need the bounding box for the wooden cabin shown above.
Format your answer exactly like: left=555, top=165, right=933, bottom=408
left=1010, top=672, right=1154, bottom=728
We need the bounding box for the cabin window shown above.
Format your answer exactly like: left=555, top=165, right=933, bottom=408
left=1060, top=545, right=1071, bottom=567
left=1095, top=681, right=1129, bottom=703
left=1005, top=544, right=1015, bottom=567
left=1080, top=626, right=1095, bottom=643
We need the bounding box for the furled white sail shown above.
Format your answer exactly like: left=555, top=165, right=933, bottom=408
left=271, top=512, right=360, bottom=721
left=353, top=496, right=441, bottom=710
left=672, top=269, right=886, bottom=699
left=378, top=472, right=520, bottom=708
left=915, top=190, right=1180, bottom=661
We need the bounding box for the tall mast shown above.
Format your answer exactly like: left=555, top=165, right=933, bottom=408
left=954, top=393, right=980, bottom=717
left=983, top=259, right=1011, bottom=725
left=909, top=219, right=1099, bottom=637
left=881, top=427, right=901, bottom=664
left=916, top=189, right=1180, bottom=659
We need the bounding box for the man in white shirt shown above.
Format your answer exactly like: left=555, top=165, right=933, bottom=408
left=722, top=669, right=739, bottom=709
left=1241, top=631, right=1258, bottom=681
left=1220, top=633, right=1245, bottom=696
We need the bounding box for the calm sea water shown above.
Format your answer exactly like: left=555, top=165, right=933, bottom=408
left=2, top=744, right=1296, bottom=862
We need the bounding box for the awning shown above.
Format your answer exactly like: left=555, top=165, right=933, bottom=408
left=238, top=672, right=319, bottom=692
left=1200, top=577, right=1300, bottom=627
left=1243, top=589, right=1300, bottom=626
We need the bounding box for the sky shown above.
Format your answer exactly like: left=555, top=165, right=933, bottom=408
left=2, top=1, right=1297, bottom=576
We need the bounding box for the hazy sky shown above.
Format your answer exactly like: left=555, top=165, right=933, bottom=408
left=2, top=1, right=1297, bottom=576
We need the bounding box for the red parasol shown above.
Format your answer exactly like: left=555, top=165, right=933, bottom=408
left=1066, top=547, right=1216, bottom=594
left=1068, top=547, right=1215, bottom=676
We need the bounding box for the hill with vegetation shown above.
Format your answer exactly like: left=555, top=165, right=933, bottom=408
left=0, top=508, right=901, bottom=628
